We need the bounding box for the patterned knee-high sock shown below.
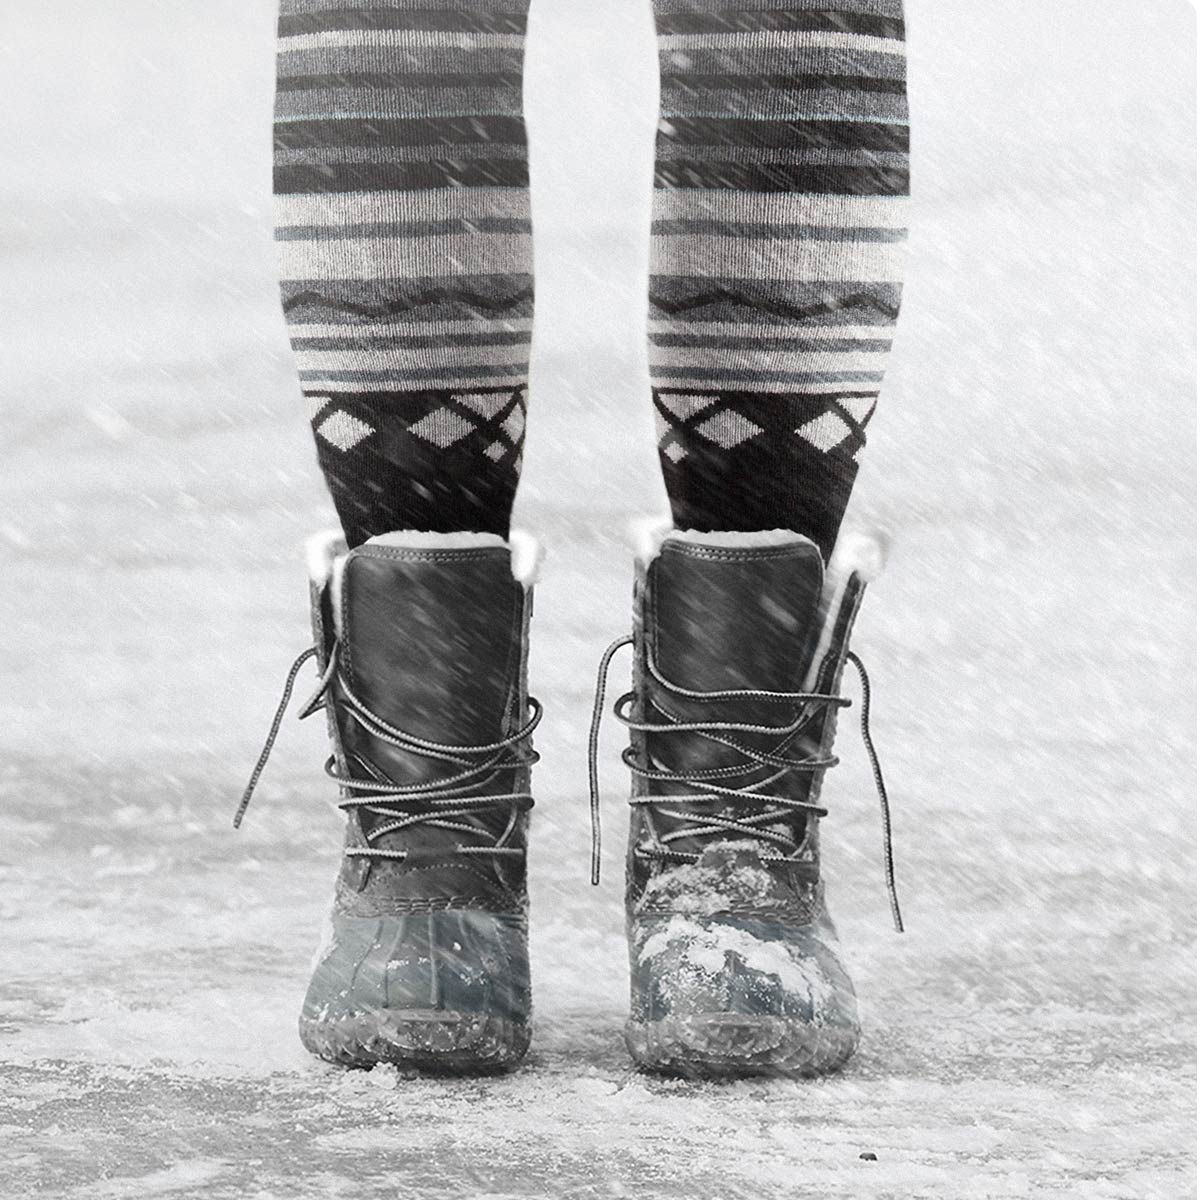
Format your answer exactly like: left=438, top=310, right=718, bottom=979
left=274, top=0, right=533, bottom=545
left=648, top=0, right=909, bottom=560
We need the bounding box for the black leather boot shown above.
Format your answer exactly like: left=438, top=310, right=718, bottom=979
left=592, top=529, right=896, bottom=1077
left=240, top=530, right=541, bottom=1072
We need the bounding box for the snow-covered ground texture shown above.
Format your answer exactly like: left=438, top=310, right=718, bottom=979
left=0, top=0, right=1195, bottom=1196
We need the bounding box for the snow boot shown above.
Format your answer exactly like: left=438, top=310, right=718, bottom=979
left=238, top=530, right=541, bottom=1072
left=590, top=528, right=899, bottom=1078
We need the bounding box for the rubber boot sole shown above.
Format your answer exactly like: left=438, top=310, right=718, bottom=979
left=299, top=1008, right=531, bottom=1073
left=625, top=1013, right=859, bottom=1078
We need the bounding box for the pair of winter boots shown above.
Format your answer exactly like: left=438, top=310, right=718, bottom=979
left=238, top=526, right=899, bottom=1078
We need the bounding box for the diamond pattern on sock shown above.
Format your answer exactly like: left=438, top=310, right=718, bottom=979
left=409, top=408, right=475, bottom=447
left=306, top=386, right=528, bottom=544
left=501, top=406, right=525, bottom=443
left=456, top=392, right=511, bottom=420
left=797, top=411, right=851, bottom=453
left=408, top=390, right=527, bottom=452
left=655, top=409, right=685, bottom=462
left=694, top=411, right=762, bottom=449
left=839, top=395, right=877, bottom=422
left=660, top=392, right=719, bottom=420
left=306, top=394, right=331, bottom=422
left=653, top=386, right=881, bottom=558
left=796, top=394, right=878, bottom=455
left=316, top=410, right=374, bottom=452
left=656, top=392, right=751, bottom=461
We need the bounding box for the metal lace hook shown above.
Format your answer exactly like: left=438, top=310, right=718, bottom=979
left=846, top=650, right=904, bottom=933
left=233, top=645, right=331, bottom=829
left=588, top=635, right=634, bottom=885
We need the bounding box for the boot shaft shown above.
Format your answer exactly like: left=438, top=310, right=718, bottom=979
left=307, top=531, right=537, bottom=912
left=626, top=529, right=870, bottom=910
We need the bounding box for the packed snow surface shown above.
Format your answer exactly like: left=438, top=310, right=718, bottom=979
left=0, top=1, right=1194, bottom=1197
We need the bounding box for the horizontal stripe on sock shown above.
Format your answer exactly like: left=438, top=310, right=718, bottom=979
left=650, top=219, right=905, bottom=242
left=293, top=343, right=531, bottom=371
left=275, top=114, right=525, bottom=149
left=275, top=143, right=527, bottom=168
left=278, top=30, right=526, bottom=53
left=291, top=328, right=531, bottom=350
left=649, top=346, right=890, bottom=372
left=655, top=145, right=909, bottom=171
left=655, top=10, right=903, bottom=38
left=299, top=367, right=528, bottom=389
left=651, top=188, right=907, bottom=226
left=657, top=115, right=908, bottom=151
left=274, top=187, right=530, bottom=226
left=650, top=332, right=892, bottom=352
left=276, top=69, right=525, bottom=92
left=658, top=30, right=906, bottom=54
left=276, top=44, right=524, bottom=79
left=651, top=366, right=886, bottom=387
left=648, top=319, right=893, bottom=337
left=288, top=317, right=535, bottom=338
left=274, top=159, right=529, bottom=193
left=659, top=46, right=907, bottom=79
left=279, top=9, right=528, bottom=36
left=650, top=234, right=906, bottom=279
left=276, top=216, right=530, bottom=241
left=651, top=0, right=903, bottom=16
left=653, top=161, right=907, bottom=193
left=277, top=232, right=531, bottom=280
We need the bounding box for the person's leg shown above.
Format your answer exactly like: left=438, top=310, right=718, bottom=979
left=648, top=0, right=909, bottom=559
left=250, top=0, right=540, bottom=1074
left=609, top=0, right=910, bottom=1078
left=273, top=0, right=533, bottom=545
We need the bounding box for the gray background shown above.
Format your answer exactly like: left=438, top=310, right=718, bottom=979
left=0, top=1, right=1195, bottom=1196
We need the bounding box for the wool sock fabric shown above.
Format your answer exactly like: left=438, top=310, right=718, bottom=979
left=648, top=0, right=909, bottom=560
left=273, top=0, right=533, bottom=545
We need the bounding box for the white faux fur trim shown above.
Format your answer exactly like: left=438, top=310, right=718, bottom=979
left=826, top=527, right=889, bottom=585
left=366, top=530, right=507, bottom=552
left=305, top=529, right=346, bottom=586
left=363, top=529, right=542, bottom=586
left=801, top=526, right=889, bottom=691
left=633, top=520, right=818, bottom=566
left=670, top=528, right=812, bottom=550
left=632, top=519, right=888, bottom=580
left=631, top=515, right=675, bottom=567
left=507, top=528, right=544, bottom=586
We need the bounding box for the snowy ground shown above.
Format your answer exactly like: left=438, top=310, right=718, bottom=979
left=0, top=1, right=1195, bottom=1196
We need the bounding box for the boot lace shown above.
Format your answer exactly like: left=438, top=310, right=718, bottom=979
left=588, top=637, right=903, bottom=932
left=234, top=643, right=541, bottom=862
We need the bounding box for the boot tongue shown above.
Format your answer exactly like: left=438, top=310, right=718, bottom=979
left=650, top=533, right=824, bottom=695
left=645, top=533, right=825, bottom=859
left=332, top=538, right=525, bottom=866
left=339, top=540, right=520, bottom=750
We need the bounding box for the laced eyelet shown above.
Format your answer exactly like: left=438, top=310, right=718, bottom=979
left=235, top=641, right=540, bottom=864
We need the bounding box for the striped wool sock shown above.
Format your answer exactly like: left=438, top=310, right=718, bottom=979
left=273, top=0, right=533, bottom=545
left=648, top=0, right=910, bottom=560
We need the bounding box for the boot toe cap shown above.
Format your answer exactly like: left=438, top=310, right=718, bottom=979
left=300, top=910, right=531, bottom=1071
left=626, top=912, right=859, bottom=1076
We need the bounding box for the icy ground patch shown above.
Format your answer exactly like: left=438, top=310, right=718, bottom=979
left=0, top=1, right=1194, bottom=1196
